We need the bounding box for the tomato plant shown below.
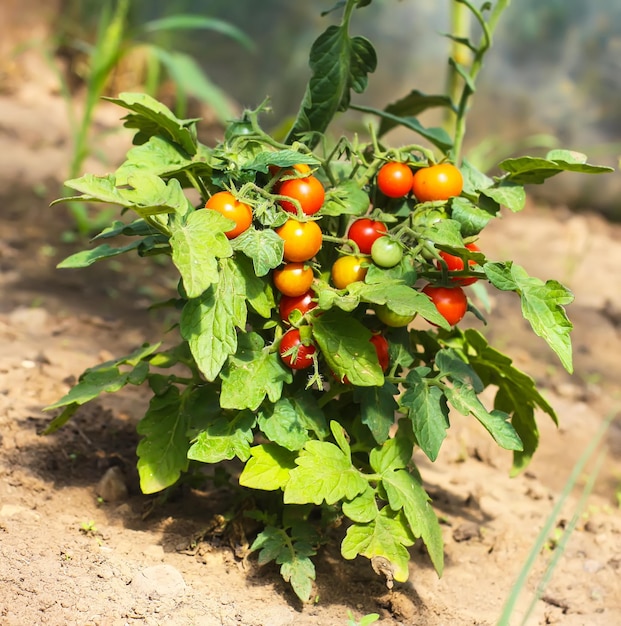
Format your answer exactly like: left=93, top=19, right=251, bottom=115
left=422, top=284, right=468, bottom=326
left=347, top=218, right=388, bottom=254
left=204, top=191, right=253, bottom=239
left=279, top=175, right=325, bottom=215
left=376, top=161, right=414, bottom=198
left=273, top=262, right=314, bottom=297
left=411, top=163, right=464, bottom=202
left=331, top=255, right=368, bottom=289
left=279, top=328, right=317, bottom=370
left=276, top=218, right=323, bottom=262
left=437, top=243, right=481, bottom=285
left=46, top=0, right=613, bottom=606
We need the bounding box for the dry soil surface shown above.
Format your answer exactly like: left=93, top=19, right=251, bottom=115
left=1, top=79, right=621, bottom=626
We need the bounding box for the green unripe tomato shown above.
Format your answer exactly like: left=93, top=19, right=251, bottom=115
left=371, top=237, right=403, bottom=268
left=375, top=304, right=415, bottom=328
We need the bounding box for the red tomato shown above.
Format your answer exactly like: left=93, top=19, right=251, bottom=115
left=204, top=191, right=253, bottom=239
left=279, top=290, right=317, bottom=324
left=422, top=284, right=468, bottom=326
left=377, top=161, right=414, bottom=198
left=347, top=219, right=388, bottom=254
left=436, top=243, right=481, bottom=286
left=279, top=175, right=325, bottom=215
left=370, top=333, right=389, bottom=372
left=411, top=163, right=463, bottom=203
left=279, top=328, right=317, bottom=370
left=276, top=219, right=323, bottom=263
left=273, top=263, right=314, bottom=297
left=331, top=256, right=367, bottom=289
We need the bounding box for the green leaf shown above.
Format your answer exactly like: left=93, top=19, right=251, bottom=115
left=242, top=149, right=320, bottom=174
left=463, top=328, right=557, bottom=474
left=284, top=440, right=368, bottom=505
left=180, top=258, right=247, bottom=381
left=44, top=343, right=161, bottom=417
left=480, top=182, right=526, bottom=213
left=231, top=227, right=284, bottom=277
left=239, top=443, right=297, bottom=491
left=92, top=218, right=157, bottom=240
left=449, top=196, right=498, bottom=236
left=377, top=89, right=454, bottom=137
left=258, top=396, right=328, bottom=451
left=250, top=526, right=316, bottom=602
left=342, top=484, right=378, bottom=523
left=170, top=209, right=233, bottom=298
left=122, top=174, right=190, bottom=217
left=400, top=370, right=449, bottom=462
left=311, top=309, right=384, bottom=386
left=220, top=333, right=291, bottom=411
left=498, top=152, right=613, bottom=184
left=485, top=262, right=574, bottom=372
left=341, top=507, right=414, bottom=583
left=349, top=103, right=453, bottom=152
left=435, top=348, right=483, bottom=392
left=285, top=24, right=377, bottom=147
left=382, top=468, right=444, bottom=575
left=354, top=382, right=399, bottom=444
left=321, top=180, right=371, bottom=217
left=426, top=217, right=467, bottom=247
left=136, top=386, right=189, bottom=493
left=445, top=382, right=523, bottom=452
left=114, top=135, right=195, bottom=185
left=105, top=92, right=198, bottom=155
left=57, top=240, right=142, bottom=268
left=369, top=433, right=414, bottom=475
left=234, top=254, right=275, bottom=318
left=354, top=282, right=450, bottom=330
left=187, top=411, right=255, bottom=463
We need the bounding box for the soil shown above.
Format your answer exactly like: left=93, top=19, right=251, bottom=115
left=2, top=31, right=621, bottom=626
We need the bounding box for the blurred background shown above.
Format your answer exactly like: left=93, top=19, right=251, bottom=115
left=1, top=0, right=619, bottom=217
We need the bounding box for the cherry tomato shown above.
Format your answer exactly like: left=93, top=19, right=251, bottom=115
left=377, top=161, right=414, bottom=198
left=371, top=237, right=403, bottom=268
left=331, top=256, right=367, bottom=289
left=436, top=243, right=480, bottom=286
left=411, top=163, right=463, bottom=203
left=279, top=328, right=316, bottom=370
left=273, top=262, right=314, bottom=297
left=204, top=191, right=253, bottom=239
left=279, top=175, right=325, bottom=215
left=422, top=284, right=468, bottom=326
left=347, top=219, right=388, bottom=254
left=276, top=219, right=323, bottom=263
left=370, top=333, right=390, bottom=372
left=375, top=304, right=415, bottom=328
left=279, top=290, right=317, bottom=324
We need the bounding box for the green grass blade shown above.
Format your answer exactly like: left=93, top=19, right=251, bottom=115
left=142, top=15, right=255, bottom=52
left=497, top=408, right=618, bottom=625
left=518, top=449, right=606, bottom=625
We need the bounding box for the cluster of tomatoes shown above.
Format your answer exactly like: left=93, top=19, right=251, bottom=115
left=203, top=158, right=480, bottom=374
